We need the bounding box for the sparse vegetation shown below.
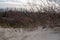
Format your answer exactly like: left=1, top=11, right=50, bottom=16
left=0, top=8, right=60, bottom=29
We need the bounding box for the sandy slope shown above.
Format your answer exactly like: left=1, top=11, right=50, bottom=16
left=0, top=27, right=60, bottom=40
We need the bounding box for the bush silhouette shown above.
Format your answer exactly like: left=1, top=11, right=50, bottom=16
left=0, top=9, right=60, bottom=29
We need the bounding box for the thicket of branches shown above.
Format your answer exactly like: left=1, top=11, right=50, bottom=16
left=0, top=8, right=60, bottom=29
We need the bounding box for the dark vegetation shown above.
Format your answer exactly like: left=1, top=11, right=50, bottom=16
left=0, top=9, right=60, bottom=29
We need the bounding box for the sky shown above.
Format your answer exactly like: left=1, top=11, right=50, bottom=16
left=0, top=0, right=60, bottom=8
left=0, top=0, right=60, bottom=4
left=0, top=0, right=60, bottom=3
left=0, top=0, right=28, bottom=4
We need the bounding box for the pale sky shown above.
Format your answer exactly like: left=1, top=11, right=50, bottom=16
left=0, top=0, right=60, bottom=8
left=0, top=0, right=60, bottom=3
left=0, top=0, right=60, bottom=4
